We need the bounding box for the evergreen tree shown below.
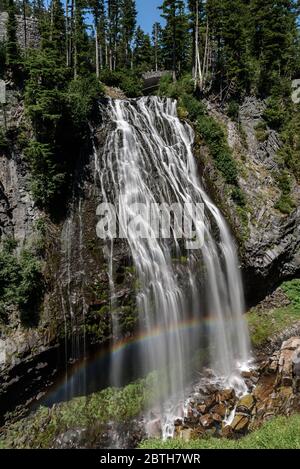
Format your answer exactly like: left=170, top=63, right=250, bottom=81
left=159, top=0, right=189, bottom=79
left=90, top=0, right=106, bottom=73
left=120, top=0, right=137, bottom=67
left=6, top=0, right=20, bottom=74
left=206, top=0, right=251, bottom=97
left=133, top=26, right=152, bottom=70
left=50, top=0, right=66, bottom=55
left=152, top=22, right=163, bottom=71
left=73, top=0, right=89, bottom=78
left=250, top=0, right=298, bottom=95
left=107, top=0, right=120, bottom=70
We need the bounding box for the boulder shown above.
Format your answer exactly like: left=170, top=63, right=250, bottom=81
left=236, top=394, right=255, bottom=414
left=210, top=403, right=227, bottom=419
left=200, top=414, right=214, bottom=429
left=216, top=389, right=235, bottom=403
left=231, top=413, right=250, bottom=432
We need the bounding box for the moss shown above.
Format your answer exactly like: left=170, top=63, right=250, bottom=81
left=140, top=414, right=300, bottom=449
left=247, top=279, right=300, bottom=347
left=0, top=374, right=160, bottom=448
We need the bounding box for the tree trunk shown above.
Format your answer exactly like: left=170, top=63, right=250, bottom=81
left=94, top=25, right=99, bottom=78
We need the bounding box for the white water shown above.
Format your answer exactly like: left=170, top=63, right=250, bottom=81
left=96, top=96, right=250, bottom=437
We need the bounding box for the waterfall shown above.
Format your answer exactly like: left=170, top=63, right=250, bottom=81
left=96, top=96, right=250, bottom=437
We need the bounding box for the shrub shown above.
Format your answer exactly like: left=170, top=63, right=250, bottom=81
left=67, top=76, right=104, bottom=129
left=274, top=170, right=295, bottom=215
left=254, top=121, right=268, bottom=142
left=99, top=69, right=143, bottom=98
left=0, top=242, right=43, bottom=324
left=25, top=141, right=65, bottom=209
left=226, top=100, right=240, bottom=121
left=158, top=74, right=194, bottom=100
left=196, top=115, right=238, bottom=185
left=231, top=187, right=246, bottom=207
left=263, top=96, right=286, bottom=130
left=179, top=93, right=206, bottom=121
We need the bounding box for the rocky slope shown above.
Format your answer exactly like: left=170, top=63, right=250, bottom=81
left=201, top=97, right=300, bottom=303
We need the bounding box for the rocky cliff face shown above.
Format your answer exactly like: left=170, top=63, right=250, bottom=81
left=0, top=94, right=299, bottom=420
left=0, top=106, right=136, bottom=420
left=200, top=97, right=300, bottom=304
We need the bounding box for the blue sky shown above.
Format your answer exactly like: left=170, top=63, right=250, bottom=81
left=136, top=0, right=163, bottom=34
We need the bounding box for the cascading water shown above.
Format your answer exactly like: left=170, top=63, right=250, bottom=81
left=95, top=96, right=250, bottom=438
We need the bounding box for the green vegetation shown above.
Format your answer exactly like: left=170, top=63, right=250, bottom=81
left=99, top=69, right=143, bottom=97
left=0, top=238, right=43, bottom=325
left=274, top=170, right=295, bottom=215
left=247, top=279, right=300, bottom=347
left=254, top=121, right=268, bottom=143
left=140, top=414, right=300, bottom=449
left=0, top=373, right=160, bottom=448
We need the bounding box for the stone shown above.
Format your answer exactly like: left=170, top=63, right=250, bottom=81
left=212, top=413, right=223, bottom=423
left=231, top=413, right=250, bottom=432
left=236, top=394, right=255, bottom=413
left=221, top=425, right=234, bottom=438
left=216, top=389, right=235, bottom=403
left=197, top=404, right=207, bottom=414
left=179, top=428, right=193, bottom=442
left=292, top=348, right=300, bottom=376
left=200, top=414, right=214, bottom=428
left=211, top=403, right=227, bottom=419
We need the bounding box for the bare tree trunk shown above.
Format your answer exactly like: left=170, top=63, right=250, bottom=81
left=74, top=0, right=77, bottom=79
left=194, top=0, right=203, bottom=90
left=94, top=25, right=99, bottom=78
left=65, top=0, right=69, bottom=66
left=154, top=23, right=158, bottom=72
left=203, top=21, right=209, bottom=85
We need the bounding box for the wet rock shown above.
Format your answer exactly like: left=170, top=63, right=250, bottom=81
left=236, top=394, right=255, bottom=414
left=231, top=413, right=250, bottom=433
left=210, top=403, right=227, bottom=419
left=197, top=404, right=207, bottom=414
left=216, top=389, right=235, bottom=403
left=221, top=425, right=234, bottom=438
left=211, top=413, right=223, bottom=423
left=199, top=414, right=214, bottom=429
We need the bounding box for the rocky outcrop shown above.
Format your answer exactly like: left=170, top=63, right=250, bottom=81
left=175, top=336, right=300, bottom=441
left=202, top=97, right=300, bottom=304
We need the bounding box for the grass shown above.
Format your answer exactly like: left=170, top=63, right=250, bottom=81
left=247, top=279, right=300, bottom=347
left=0, top=373, right=159, bottom=448
left=140, top=415, right=300, bottom=449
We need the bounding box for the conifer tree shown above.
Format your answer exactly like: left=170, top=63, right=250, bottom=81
left=159, top=0, right=189, bottom=80
left=120, top=0, right=136, bottom=68
left=6, top=0, right=20, bottom=72
left=250, top=0, right=298, bottom=95
left=133, top=26, right=152, bottom=70
left=107, top=0, right=120, bottom=70
left=152, top=22, right=163, bottom=71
